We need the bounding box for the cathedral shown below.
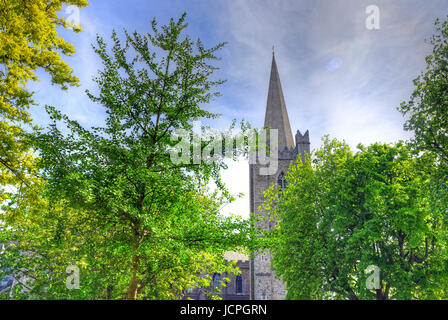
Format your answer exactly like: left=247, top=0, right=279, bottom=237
left=249, top=52, right=310, bottom=300
left=184, top=53, right=310, bottom=300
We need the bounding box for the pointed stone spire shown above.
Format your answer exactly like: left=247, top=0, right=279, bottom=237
left=264, top=53, right=295, bottom=151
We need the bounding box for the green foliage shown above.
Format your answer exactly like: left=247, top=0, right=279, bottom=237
left=1, top=13, right=255, bottom=300
left=266, top=137, right=448, bottom=300
left=0, top=1, right=89, bottom=299
left=0, top=0, right=88, bottom=198
left=399, top=17, right=448, bottom=164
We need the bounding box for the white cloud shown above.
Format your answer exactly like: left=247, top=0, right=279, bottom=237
left=220, top=160, right=250, bottom=218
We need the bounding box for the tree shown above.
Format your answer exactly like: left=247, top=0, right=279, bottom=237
left=399, top=17, right=448, bottom=164
left=265, top=137, right=448, bottom=300
left=398, top=17, right=448, bottom=275
left=0, top=0, right=88, bottom=210
left=2, top=13, right=255, bottom=300
left=0, top=0, right=88, bottom=298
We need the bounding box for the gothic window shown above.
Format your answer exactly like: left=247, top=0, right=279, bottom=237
left=277, top=172, right=287, bottom=191
left=213, top=273, right=221, bottom=291
left=236, top=275, right=243, bottom=294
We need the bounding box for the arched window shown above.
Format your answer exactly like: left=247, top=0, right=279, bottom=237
left=213, top=273, right=221, bottom=291
left=236, top=275, right=243, bottom=294
left=277, top=172, right=287, bottom=191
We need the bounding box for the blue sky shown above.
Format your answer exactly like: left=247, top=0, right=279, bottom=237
left=28, top=0, right=448, bottom=218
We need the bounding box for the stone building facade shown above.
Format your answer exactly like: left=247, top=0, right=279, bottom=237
left=183, top=252, right=250, bottom=300
left=249, top=54, right=310, bottom=300
left=183, top=53, right=309, bottom=301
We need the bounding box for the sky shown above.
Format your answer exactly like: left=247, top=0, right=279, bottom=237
left=27, top=0, right=448, bottom=218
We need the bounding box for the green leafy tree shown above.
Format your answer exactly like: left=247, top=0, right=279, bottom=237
left=0, top=4, right=89, bottom=291
left=399, top=17, right=448, bottom=164
left=0, top=0, right=88, bottom=198
left=399, top=16, right=448, bottom=272
left=2, top=13, right=256, bottom=300
left=265, top=137, right=448, bottom=300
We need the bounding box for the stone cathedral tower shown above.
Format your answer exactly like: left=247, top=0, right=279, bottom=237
left=249, top=53, right=310, bottom=300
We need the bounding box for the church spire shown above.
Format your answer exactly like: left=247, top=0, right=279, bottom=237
left=264, top=53, right=295, bottom=151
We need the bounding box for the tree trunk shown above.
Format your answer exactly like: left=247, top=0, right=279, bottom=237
left=375, top=288, right=388, bottom=300
left=127, top=224, right=141, bottom=300
left=127, top=254, right=140, bottom=300
left=106, top=285, right=114, bottom=299
left=127, top=274, right=139, bottom=300
left=127, top=193, right=144, bottom=300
